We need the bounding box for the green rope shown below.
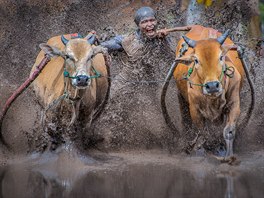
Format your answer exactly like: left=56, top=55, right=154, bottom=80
left=187, top=67, right=193, bottom=78
left=64, top=70, right=77, bottom=79
left=219, top=65, right=226, bottom=82
left=63, top=66, right=101, bottom=79
left=182, top=63, right=234, bottom=88
left=189, top=81, right=206, bottom=87
left=225, top=66, right=235, bottom=78
left=182, top=63, right=205, bottom=87
left=90, top=66, right=101, bottom=78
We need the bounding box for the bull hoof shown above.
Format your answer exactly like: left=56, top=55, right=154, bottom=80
left=214, top=145, right=226, bottom=157
left=195, top=147, right=207, bottom=157
left=210, top=155, right=240, bottom=166
left=222, top=156, right=241, bottom=166
left=223, top=156, right=241, bottom=166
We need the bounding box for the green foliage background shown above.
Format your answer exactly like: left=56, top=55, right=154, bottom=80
left=260, top=1, right=264, bottom=35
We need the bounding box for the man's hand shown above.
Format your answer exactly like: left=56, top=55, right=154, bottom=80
left=85, top=30, right=99, bottom=45
left=156, top=28, right=169, bottom=38
left=156, top=25, right=194, bottom=38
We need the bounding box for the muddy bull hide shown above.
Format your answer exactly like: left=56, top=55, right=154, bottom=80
left=31, top=34, right=109, bottom=131
left=161, top=25, right=255, bottom=160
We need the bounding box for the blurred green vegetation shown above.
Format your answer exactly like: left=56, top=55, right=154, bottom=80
left=260, top=2, right=264, bottom=22
left=260, top=2, right=264, bottom=35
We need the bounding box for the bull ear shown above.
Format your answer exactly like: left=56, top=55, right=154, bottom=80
left=175, top=54, right=195, bottom=65
left=221, top=44, right=237, bottom=56
left=39, top=43, right=65, bottom=58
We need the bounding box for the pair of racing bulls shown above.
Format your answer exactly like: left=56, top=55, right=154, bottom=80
left=31, top=25, right=253, bottom=160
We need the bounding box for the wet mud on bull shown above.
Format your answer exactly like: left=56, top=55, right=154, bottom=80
left=29, top=34, right=110, bottom=151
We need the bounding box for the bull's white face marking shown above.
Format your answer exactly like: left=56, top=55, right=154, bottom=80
left=71, top=61, right=92, bottom=89
left=64, top=39, right=94, bottom=89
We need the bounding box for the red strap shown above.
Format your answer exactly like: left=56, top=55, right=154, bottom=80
left=70, top=33, right=79, bottom=37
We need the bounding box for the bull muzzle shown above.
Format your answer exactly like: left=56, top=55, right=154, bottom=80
left=203, top=81, right=221, bottom=95
left=73, top=75, right=90, bottom=88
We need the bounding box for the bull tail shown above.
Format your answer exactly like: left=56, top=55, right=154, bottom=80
left=160, top=60, right=180, bottom=135
left=237, top=47, right=255, bottom=128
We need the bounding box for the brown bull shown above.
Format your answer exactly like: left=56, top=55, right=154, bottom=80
left=31, top=34, right=109, bottom=128
left=162, top=25, right=254, bottom=160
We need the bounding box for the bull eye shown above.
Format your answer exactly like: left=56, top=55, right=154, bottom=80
left=65, top=58, right=76, bottom=68
left=65, top=54, right=70, bottom=59
left=66, top=54, right=75, bottom=61
left=220, top=55, right=224, bottom=61
left=194, top=58, right=199, bottom=64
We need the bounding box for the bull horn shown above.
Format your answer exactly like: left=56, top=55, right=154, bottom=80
left=217, top=29, right=231, bottom=45
left=61, top=35, right=69, bottom=45
left=182, top=35, right=196, bottom=48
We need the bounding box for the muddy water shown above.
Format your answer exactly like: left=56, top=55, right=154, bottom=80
left=1, top=148, right=264, bottom=198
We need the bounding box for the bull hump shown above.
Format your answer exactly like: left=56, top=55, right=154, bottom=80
left=208, top=29, right=218, bottom=39
left=187, top=26, right=220, bottom=40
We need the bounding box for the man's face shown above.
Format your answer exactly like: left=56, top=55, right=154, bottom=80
left=138, top=17, right=157, bottom=38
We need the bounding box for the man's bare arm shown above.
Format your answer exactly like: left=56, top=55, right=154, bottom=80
left=156, top=25, right=194, bottom=38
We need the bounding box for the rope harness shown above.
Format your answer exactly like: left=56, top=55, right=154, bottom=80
left=45, top=60, right=103, bottom=113
left=182, top=63, right=235, bottom=88
left=178, top=41, right=235, bottom=88
left=63, top=66, right=101, bottom=79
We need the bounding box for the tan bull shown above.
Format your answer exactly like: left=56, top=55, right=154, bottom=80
left=162, top=25, right=254, bottom=161
left=31, top=34, right=109, bottom=130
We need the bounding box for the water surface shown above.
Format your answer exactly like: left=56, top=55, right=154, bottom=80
left=1, top=150, right=264, bottom=198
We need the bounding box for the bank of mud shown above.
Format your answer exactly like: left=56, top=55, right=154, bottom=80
left=0, top=0, right=263, bottom=159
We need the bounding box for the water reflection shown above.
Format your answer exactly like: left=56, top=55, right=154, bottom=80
left=0, top=155, right=264, bottom=198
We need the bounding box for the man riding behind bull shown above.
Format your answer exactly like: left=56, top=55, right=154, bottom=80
left=95, top=6, right=192, bottom=95
left=90, top=7, right=192, bottom=150
left=100, top=6, right=191, bottom=56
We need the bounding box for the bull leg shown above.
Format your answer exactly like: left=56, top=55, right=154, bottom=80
left=84, top=102, right=97, bottom=130
left=85, top=112, right=94, bottom=129
left=189, top=103, right=204, bottom=129
left=223, top=124, right=236, bottom=157
left=178, top=93, right=192, bottom=131
left=223, top=99, right=240, bottom=160
left=68, top=100, right=81, bottom=127
left=187, top=103, right=206, bottom=153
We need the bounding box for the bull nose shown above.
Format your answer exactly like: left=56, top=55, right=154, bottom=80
left=204, top=81, right=220, bottom=93
left=76, top=75, right=89, bottom=86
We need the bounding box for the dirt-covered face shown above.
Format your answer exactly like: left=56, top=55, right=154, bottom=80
left=138, top=16, right=157, bottom=38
